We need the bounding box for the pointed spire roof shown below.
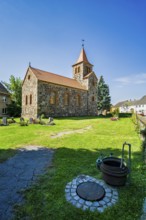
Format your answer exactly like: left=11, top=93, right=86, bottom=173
left=73, top=48, right=93, bottom=66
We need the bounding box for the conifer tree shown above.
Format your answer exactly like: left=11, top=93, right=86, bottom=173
left=97, top=75, right=111, bottom=113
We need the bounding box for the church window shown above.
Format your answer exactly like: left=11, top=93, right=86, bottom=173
left=50, top=91, right=56, bottom=105
left=92, top=96, right=95, bottom=101
left=75, top=67, right=77, bottom=74
left=78, top=66, right=80, bottom=73
left=64, top=93, right=69, bottom=105
left=28, top=75, right=31, bottom=80
left=76, top=94, right=81, bottom=106
left=25, top=95, right=28, bottom=105
left=86, top=67, right=91, bottom=74
left=30, top=94, right=32, bottom=105
left=92, top=80, right=95, bottom=86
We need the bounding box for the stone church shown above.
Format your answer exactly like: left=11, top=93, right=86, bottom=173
left=22, top=47, right=98, bottom=118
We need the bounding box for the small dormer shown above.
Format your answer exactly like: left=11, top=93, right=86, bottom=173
left=72, top=47, right=93, bottom=83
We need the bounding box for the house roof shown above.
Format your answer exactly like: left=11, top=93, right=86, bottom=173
left=29, top=67, right=87, bottom=91
left=72, top=48, right=93, bottom=66
left=114, top=96, right=146, bottom=107
left=0, top=82, right=9, bottom=95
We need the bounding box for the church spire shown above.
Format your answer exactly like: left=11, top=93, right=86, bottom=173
left=76, top=47, right=90, bottom=64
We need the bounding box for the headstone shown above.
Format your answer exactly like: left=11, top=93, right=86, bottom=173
left=2, top=117, right=7, bottom=126
left=20, top=117, right=24, bottom=122
left=29, top=118, right=34, bottom=124
left=48, top=117, right=53, bottom=123
left=48, top=117, right=55, bottom=125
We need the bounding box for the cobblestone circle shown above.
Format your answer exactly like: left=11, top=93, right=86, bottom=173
left=65, top=174, right=118, bottom=212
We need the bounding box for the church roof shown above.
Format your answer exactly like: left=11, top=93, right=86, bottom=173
left=0, top=82, right=9, bottom=95
left=72, top=48, right=93, bottom=66
left=29, top=67, right=87, bottom=90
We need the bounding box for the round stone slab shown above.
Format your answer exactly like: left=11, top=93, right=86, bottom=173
left=76, top=181, right=105, bottom=201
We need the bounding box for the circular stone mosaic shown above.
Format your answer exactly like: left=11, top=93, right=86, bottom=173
left=65, top=175, right=118, bottom=212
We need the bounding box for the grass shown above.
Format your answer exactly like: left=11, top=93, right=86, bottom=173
left=0, top=117, right=145, bottom=219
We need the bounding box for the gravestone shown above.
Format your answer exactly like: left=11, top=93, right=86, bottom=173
left=48, top=117, right=53, bottom=123
left=29, top=118, right=34, bottom=124
left=2, top=117, right=7, bottom=126
left=20, top=117, right=24, bottom=122
left=48, top=117, right=55, bottom=125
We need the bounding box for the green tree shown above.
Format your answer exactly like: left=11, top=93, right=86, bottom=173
left=97, top=75, right=111, bottom=113
left=2, top=75, right=22, bottom=116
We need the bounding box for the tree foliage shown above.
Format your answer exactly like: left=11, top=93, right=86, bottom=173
left=2, top=75, right=22, bottom=116
left=97, top=75, right=111, bottom=112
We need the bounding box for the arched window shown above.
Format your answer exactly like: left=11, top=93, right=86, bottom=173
left=76, top=94, right=81, bottom=106
left=28, top=75, right=31, bottom=80
left=75, top=67, right=77, bottom=74
left=86, top=67, right=91, bottom=74
left=50, top=91, right=56, bottom=105
left=30, top=94, right=32, bottom=105
left=64, top=93, right=69, bottom=105
left=92, top=80, right=95, bottom=86
left=92, top=96, right=95, bottom=102
left=25, top=95, right=28, bottom=105
left=78, top=66, right=80, bottom=73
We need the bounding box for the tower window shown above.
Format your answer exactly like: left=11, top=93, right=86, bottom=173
left=92, top=96, right=95, bottom=101
left=78, top=66, right=80, bottom=73
left=28, top=75, right=31, bottom=80
left=64, top=93, right=69, bottom=106
left=75, top=67, right=77, bottom=74
left=25, top=95, right=28, bottom=105
left=30, top=94, right=32, bottom=105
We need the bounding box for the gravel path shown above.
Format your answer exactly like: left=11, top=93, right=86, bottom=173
left=0, top=146, right=54, bottom=220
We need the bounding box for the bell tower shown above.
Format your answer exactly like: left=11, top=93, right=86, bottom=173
left=72, top=46, right=93, bottom=84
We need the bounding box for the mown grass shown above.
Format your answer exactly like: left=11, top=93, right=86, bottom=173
left=0, top=117, right=145, bottom=219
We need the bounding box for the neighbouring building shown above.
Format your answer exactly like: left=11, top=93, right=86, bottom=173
left=114, top=96, right=146, bottom=115
left=0, top=82, right=11, bottom=117
left=22, top=47, right=98, bottom=118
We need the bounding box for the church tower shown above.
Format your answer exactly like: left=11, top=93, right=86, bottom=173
left=72, top=47, right=93, bottom=84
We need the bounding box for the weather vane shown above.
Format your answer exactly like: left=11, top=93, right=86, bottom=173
left=82, top=39, right=85, bottom=48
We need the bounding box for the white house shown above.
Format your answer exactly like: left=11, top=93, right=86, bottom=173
left=114, top=96, right=146, bottom=116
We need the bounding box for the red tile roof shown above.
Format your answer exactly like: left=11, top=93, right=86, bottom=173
left=30, top=67, right=87, bottom=90
left=72, top=48, right=93, bottom=66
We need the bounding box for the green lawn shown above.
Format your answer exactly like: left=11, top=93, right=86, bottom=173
left=0, top=117, right=145, bottom=219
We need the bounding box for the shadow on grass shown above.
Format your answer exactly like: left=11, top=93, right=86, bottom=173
left=11, top=146, right=145, bottom=220
left=0, top=148, right=18, bottom=163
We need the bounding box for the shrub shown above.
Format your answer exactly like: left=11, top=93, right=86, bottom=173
left=19, top=121, right=28, bottom=126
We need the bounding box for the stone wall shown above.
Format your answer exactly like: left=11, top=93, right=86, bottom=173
left=22, top=69, right=38, bottom=118
left=37, top=81, right=88, bottom=117
left=87, top=72, right=98, bottom=116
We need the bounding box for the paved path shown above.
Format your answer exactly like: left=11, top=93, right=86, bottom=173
left=0, top=146, right=54, bottom=220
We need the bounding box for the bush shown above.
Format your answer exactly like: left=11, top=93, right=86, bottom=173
left=19, top=121, right=28, bottom=126
left=119, top=113, right=132, bottom=118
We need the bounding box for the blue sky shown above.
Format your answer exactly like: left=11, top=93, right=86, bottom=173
left=0, top=0, right=146, bottom=104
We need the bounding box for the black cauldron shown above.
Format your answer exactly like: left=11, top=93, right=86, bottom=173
left=99, top=157, right=129, bottom=186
